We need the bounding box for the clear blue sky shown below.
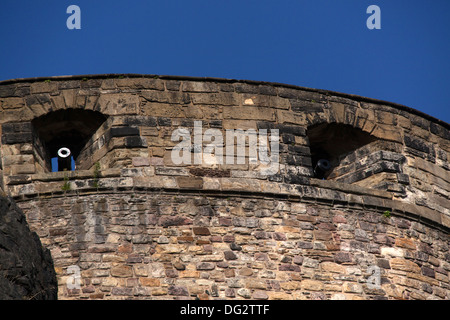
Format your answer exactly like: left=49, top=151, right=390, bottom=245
left=1, top=0, right=449, bottom=123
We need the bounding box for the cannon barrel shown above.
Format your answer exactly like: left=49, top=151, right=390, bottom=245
left=314, top=158, right=331, bottom=179
left=57, top=147, right=72, bottom=171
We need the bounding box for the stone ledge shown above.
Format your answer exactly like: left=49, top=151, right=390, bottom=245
left=310, top=178, right=392, bottom=199
left=9, top=174, right=449, bottom=233
left=30, top=168, right=121, bottom=182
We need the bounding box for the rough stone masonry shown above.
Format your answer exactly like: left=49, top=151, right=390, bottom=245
left=0, top=74, right=448, bottom=299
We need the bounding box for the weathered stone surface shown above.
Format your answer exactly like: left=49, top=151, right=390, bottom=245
left=321, top=262, right=346, bottom=274
left=19, top=190, right=447, bottom=300
left=301, top=280, right=324, bottom=291
left=390, top=258, right=421, bottom=273
left=224, top=251, right=238, bottom=260
left=167, top=285, right=188, bottom=296
left=196, top=262, right=215, bottom=270
left=159, top=216, right=192, bottom=227
left=380, top=247, right=404, bottom=257
left=193, top=227, right=211, bottom=235
left=110, top=265, right=133, bottom=278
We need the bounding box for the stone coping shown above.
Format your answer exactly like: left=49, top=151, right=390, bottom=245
left=10, top=169, right=450, bottom=232
left=1, top=73, right=448, bottom=129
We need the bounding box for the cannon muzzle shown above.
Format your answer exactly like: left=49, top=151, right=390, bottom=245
left=57, top=147, right=72, bottom=171
left=314, top=158, right=331, bottom=179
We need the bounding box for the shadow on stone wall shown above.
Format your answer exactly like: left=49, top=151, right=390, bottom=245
left=0, top=194, right=57, bottom=300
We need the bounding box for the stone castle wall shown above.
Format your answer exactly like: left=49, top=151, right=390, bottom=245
left=0, top=74, right=449, bottom=299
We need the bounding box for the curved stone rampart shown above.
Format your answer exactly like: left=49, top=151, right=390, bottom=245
left=0, top=74, right=448, bottom=300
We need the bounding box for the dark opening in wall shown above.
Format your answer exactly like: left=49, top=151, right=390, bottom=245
left=31, top=109, right=108, bottom=172
left=307, top=123, right=377, bottom=179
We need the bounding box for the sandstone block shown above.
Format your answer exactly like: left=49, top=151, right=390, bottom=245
left=395, top=237, right=416, bottom=250
left=252, top=290, right=269, bottom=300
left=223, top=106, right=275, bottom=121
left=101, top=255, right=125, bottom=263
left=321, top=262, right=347, bottom=274
left=279, top=281, right=300, bottom=291
left=110, top=265, right=133, bottom=278
left=334, top=252, right=352, bottom=264
left=224, top=251, right=238, bottom=260
left=269, top=292, right=291, bottom=300
left=159, top=216, right=192, bottom=227
left=381, top=247, right=404, bottom=257
left=139, top=278, right=160, bottom=287
left=180, top=270, right=200, bottom=278
left=151, top=288, right=168, bottom=296
left=245, top=279, right=267, bottom=290
left=300, top=279, right=323, bottom=291
left=168, top=286, right=189, bottom=296
left=190, top=92, right=238, bottom=105
left=390, top=258, right=421, bottom=273
left=193, top=227, right=211, bottom=235
left=161, top=244, right=184, bottom=254
left=182, top=81, right=218, bottom=93
left=196, top=262, right=215, bottom=270
left=132, top=157, right=150, bottom=167
left=177, top=176, right=203, bottom=189
left=343, top=282, right=363, bottom=293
